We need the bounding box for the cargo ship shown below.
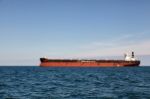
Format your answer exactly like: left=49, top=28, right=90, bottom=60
left=40, top=52, right=140, bottom=67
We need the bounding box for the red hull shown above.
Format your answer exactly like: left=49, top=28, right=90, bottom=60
left=40, top=58, right=140, bottom=67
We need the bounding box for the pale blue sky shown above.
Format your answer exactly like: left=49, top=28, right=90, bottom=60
left=0, top=0, right=150, bottom=65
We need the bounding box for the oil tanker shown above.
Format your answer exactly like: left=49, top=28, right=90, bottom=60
left=40, top=52, right=140, bottom=67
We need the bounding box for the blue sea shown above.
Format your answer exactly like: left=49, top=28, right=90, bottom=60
left=0, top=66, right=150, bottom=99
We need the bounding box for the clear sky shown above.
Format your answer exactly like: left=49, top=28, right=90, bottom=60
left=0, top=0, right=150, bottom=65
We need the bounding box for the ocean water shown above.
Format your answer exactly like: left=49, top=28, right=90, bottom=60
left=0, top=66, right=150, bottom=99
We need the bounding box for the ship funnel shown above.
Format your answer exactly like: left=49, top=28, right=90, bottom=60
left=132, top=52, right=134, bottom=58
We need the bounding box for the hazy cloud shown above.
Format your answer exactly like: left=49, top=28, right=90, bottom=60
left=71, top=32, right=150, bottom=58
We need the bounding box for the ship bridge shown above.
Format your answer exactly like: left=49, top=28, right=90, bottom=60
left=124, top=52, right=136, bottom=61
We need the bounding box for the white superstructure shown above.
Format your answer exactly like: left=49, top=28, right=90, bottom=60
left=124, top=52, right=136, bottom=61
